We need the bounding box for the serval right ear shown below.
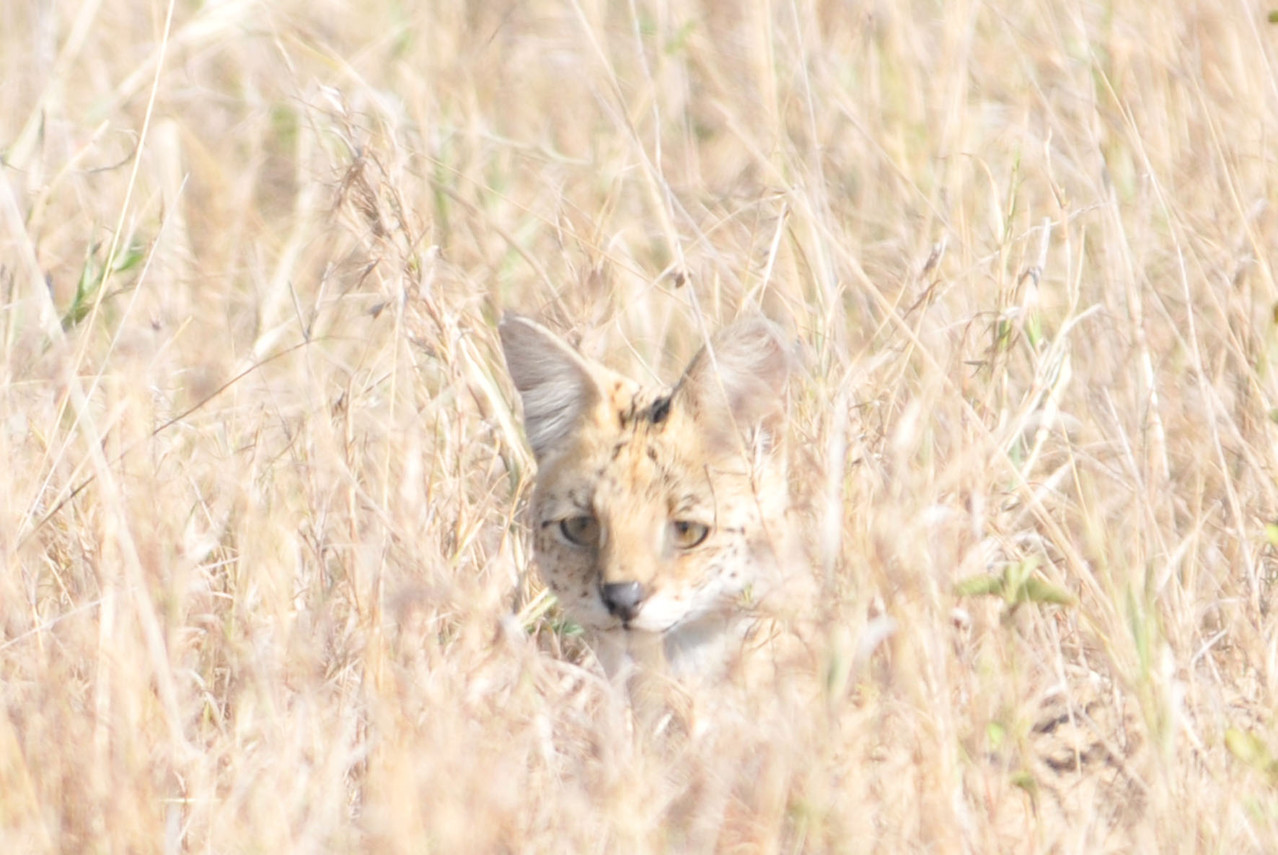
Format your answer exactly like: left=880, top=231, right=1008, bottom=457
left=673, top=315, right=792, bottom=457
left=498, top=315, right=604, bottom=463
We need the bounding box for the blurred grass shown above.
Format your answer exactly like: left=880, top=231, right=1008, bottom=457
left=3, top=0, right=1278, bottom=850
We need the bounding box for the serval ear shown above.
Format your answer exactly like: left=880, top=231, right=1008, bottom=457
left=674, top=315, right=791, bottom=456
left=499, top=314, right=604, bottom=463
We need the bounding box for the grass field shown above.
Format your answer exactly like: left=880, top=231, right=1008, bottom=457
left=4, top=0, right=1278, bottom=850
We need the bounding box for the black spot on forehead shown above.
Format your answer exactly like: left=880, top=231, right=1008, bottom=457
left=649, top=394, right=672, bottom=425
left=616, top=390, right=676, bottom=431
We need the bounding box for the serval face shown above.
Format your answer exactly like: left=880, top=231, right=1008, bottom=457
left=500, top=315, right=797, bottom=677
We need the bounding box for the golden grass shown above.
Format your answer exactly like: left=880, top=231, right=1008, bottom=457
left=4, top=0, right=1278, bottom=850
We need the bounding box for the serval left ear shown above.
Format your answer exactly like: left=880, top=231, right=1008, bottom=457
left=499, top=314, right=605, bottom=464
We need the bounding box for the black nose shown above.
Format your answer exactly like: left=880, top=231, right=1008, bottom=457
left=601, top=582, right=645, bottom=622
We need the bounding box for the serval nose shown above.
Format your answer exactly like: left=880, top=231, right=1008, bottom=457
left=600, top=581, right=646, bottom=622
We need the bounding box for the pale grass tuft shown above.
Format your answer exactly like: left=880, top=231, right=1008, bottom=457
left=3, top=0, right=1278, bottom=851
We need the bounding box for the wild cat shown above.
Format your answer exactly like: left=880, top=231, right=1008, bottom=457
left=500, top=314, right=804, bottom=681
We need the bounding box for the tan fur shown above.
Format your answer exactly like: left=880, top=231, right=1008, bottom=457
left=500, top=315, right=804, bottom=680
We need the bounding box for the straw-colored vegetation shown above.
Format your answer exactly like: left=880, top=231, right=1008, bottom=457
left=4, top=0, right=1278, bottom=850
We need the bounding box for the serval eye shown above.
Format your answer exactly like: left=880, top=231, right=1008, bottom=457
left=670, top=520, right=710, bottom=549
left=559, top=515, right=600, bottom=548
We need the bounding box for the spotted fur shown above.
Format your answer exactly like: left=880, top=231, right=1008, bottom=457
left=500, top=314, right=799, bottom=678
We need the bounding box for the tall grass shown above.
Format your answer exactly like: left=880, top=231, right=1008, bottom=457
left=3, top=0, right=1278, bottom=850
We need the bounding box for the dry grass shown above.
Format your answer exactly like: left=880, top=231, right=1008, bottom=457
left=3, top=0, right=1278, bottom=851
